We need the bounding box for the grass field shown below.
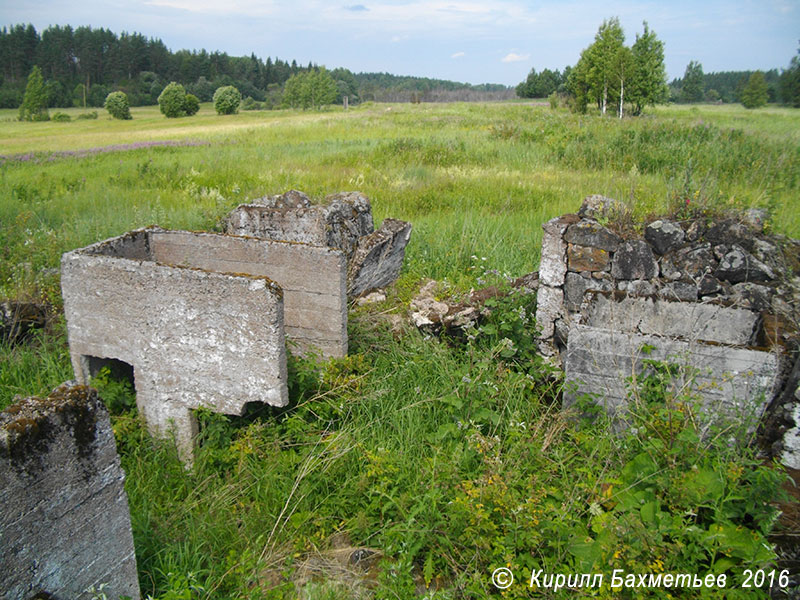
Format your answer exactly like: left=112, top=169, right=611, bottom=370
left=1, top=101, right=799, bottom=598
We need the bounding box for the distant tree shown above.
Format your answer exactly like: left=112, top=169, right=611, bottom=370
left=740, top=71, right=769, bottom=108
left=307, top=67, right=337, bottom=109
left=158, top=81, right=188, bottom=117
left=213, top=85, right=241, bottom=114
left=104, top=90, right=131, bottom=119
left=567, top=17, right=625, bottom=115
left=681, top=61, right=704, bottom=103
left=780, top=45, right=800, bottom=107
left=19, top=65, right=49, bottom=121
left=628, top=22, right=668, bottom=115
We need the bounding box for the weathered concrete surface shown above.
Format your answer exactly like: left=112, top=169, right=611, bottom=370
left=580, top=293, right=760, bottom=346
left=0, top=384, right=139, bottom=600
left=538, top=216, right=575, bottom=287
left=148, top=229, right=347, bottom=358
left=225, top=190, right=373, bottom=262
left=564, top=324, right=781, bottom=430
left=62, top=228, right=295, bottom=461
left=781, top=386, right=800, bottom=469
left=348, top=218, right=413, bottom=297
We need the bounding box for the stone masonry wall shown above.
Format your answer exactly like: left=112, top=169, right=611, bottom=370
left=0, top=384, right=140, bottom=600
left=535, top=197, right=800, bottom=460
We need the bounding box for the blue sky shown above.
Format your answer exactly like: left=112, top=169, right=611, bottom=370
left=2, top=1, right=798, bottom=85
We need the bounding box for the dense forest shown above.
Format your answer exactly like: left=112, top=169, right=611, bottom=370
left=0, top=23, right=511, bottom=109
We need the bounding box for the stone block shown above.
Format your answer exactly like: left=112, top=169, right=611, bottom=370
left=715, top=245, right=775, bottom=284
left=0, top=384, right=140, bottom=600
left=781, top=387, right=800, bottom=469
left=564, top=324, right=781, bottom=431
left=539, top=216, right=575, bottom=287
left=348, top=218, right=413, bottom=297
left=564, top=220, right=621, bottom=251
left=564, top=272, right=613, bottom=312
left=645, top=219, right=685, bottom=255
left=534, top=284, right=563, bottom=341
left=611, top=240, right=659, bottom=280
left=581, top=293, right=759, bottom=346
left=567, top=244, right=611, bottom=272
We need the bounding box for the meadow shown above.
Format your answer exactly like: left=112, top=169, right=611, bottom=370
left=1, top=101, right=799, bottom=598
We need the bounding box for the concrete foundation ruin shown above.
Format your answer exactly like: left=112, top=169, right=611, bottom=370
left=536, top=197, right=800, bottom=460
left=0, top=384, right=140, bottom=600
left=225, top=190, right=412, bottom=298
left=61, top=227, right=347, bottom=461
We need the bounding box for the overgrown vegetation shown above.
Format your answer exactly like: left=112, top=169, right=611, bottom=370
left=1, top=101, right=798, bottom=598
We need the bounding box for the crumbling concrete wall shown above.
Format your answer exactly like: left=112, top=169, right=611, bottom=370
left=0, top=384, right=140, bottom=600
left=225, top=190, right=412, bottom=298
left=537, top=196, right=800, bottom=458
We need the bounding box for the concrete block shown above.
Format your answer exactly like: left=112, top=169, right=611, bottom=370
left=0, top=384, right=140, bottom=600
left=581, top=293, right=759, bottom=346
left=539, top=216, right=575, bottom=287
left=61, top=228, right=348, bottom=461
left=564, top=324, right=781, bottom=432
left=348, top=218, right=413, bottom=297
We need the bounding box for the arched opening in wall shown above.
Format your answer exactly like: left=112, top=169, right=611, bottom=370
left=82, top=355, right=135, bottom=385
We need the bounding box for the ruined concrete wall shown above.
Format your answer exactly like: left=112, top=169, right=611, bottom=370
left=0, top=384, right=139, bottom=600
left=148, top=229, right=348, bottom=358
left=61, top=228, right=289, bottom=461
left=225, top=190, right=373, bottom=262
left=225, top=190, right=412, bottom=298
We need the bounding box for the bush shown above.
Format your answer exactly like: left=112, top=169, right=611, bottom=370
left=241, top=96, right=261, bottom=111
left=158, top=82, right=188, bottom=118
left=51, top=112, right=71, bottom=122
left=213, top=85, right=241, bottom=115
left=76, top=111, right=98, bottom=120
left=104, top=91, right=132, bottom=120
left=184, top=93, right=200, bottom=116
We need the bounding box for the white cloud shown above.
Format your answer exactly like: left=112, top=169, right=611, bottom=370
left=501, top=52, right=529, bottom=63
left=451, top=51, right=465, bottom=58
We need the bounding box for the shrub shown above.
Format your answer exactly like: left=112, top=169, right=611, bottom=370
left=158, top=82, right=188, bottom=118
left=104, top=91, right=132, bottom=120
left=241, top=96, right=261, bottom=111
left=213, top=85, right=241, bottom=115
left=183, top=93, right=200, bottom=116
left=51, top=112, right=71, bottom=122
left=76, top=111, right=98, bottom=120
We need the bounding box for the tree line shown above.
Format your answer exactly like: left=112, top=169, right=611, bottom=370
left=0, top=23, right=512, bottom=110
left=516, top=18, right=800, bottom=112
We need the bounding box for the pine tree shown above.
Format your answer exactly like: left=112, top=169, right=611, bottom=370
left=681, top=61, right=704, bottom=103
left=18, top=65, right=49, bottom=121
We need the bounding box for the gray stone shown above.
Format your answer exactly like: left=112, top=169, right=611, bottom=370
left=62, top=228, right=348, bottom=462
left=567, top=244, right=611, bottom=272
left=743, top=208, right=769, bottom=232
left=534, top=284, right=564, bottom=342
left=564, top=272, right=614, bottom=312
left=705, top=220, right=753, bottom=251
left=661, top=244, right=717, bottom=281
left=611, top=240, right=659, bottom=280
left=698, top=275, right=722, bottom=296
left=645, top=219, right=685, bottom=255
left=781, top=400, right=800, bottom=469
left=577, top=194, right=623, bottom=219
left=659, top=281, right=697, bottom=301
left=617, top=280, right=657, bottom=297
left=564, top=324, right=781, bottom=433
left=715, top=244, right=775, bottom=283
left=564, top=220, right=621, bottom=251
left=685, top=220, right=704, bottom=242
left=581, top=293, right=760, bottom=346
left=731, top=282, right=775, bottom=311
left=348, top=218, right=412, bottom=297
left=0, top=384, right=140, bottom=600
left=539, top=216, right=576, bottom=287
